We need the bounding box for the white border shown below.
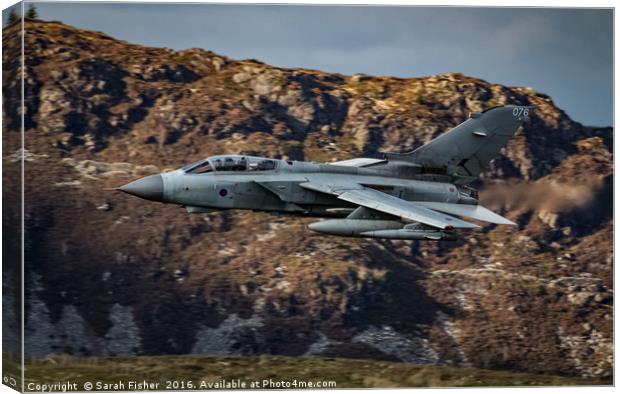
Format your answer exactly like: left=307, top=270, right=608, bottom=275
left=0, top=1, right=615, bottom=394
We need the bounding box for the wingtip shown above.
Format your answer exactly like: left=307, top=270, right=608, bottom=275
left=497, top=216, right=517, bottom=226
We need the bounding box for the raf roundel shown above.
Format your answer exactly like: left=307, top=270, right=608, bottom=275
left=219, top=188, right=228, bottom=197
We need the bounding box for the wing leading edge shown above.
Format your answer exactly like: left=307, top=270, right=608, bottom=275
left=300, top=182, right=479, bottom=229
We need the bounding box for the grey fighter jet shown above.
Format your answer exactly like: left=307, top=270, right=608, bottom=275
left=119, top=105, right=531, bottom=240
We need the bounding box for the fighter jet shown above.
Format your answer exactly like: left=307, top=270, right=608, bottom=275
left=119, top=105, right=531, bottom=240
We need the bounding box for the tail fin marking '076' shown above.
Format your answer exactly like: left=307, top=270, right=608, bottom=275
left=386, top=105, right=532, bottom=177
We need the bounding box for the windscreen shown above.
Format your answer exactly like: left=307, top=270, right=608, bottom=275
left=184, top=159, right=213, bottom=174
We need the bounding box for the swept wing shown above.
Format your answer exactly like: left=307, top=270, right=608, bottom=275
left=300, top=182, right=479, bottom=229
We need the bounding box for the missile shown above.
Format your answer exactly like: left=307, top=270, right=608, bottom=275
left=308, top=219, right=456, bottom=240
left=359, top=229, right=456, bottom=240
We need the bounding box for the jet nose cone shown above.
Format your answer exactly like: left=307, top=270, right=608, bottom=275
left=118, top=174, right=164, bottom=202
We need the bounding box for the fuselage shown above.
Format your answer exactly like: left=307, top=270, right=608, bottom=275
left=120, top=154, right=478, bottom=218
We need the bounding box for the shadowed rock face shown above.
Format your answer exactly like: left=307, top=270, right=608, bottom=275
left=2, top=20, right=612, bottom=380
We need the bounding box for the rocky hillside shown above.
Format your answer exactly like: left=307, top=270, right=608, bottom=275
left=2, top=19, right=613, bottom=382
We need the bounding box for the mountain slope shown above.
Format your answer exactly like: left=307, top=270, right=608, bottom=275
left=2, top=19, right=613, bottom=382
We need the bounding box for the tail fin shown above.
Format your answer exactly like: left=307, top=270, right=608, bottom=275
left=387, top=105, right=532, bottom=178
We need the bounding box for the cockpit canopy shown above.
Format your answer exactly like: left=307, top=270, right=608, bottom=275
left=182, top=155, right=278, bottom=174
